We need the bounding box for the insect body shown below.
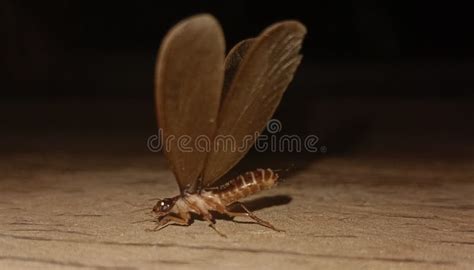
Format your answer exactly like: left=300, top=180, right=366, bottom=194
left=152, top=14, right=306, bottom=236
left=211, top=168, right=279, bottom=205
left=153, top=169, right=280, bottom=236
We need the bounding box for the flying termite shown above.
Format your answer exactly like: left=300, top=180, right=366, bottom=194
left=151, top=14, right=306, bottom=237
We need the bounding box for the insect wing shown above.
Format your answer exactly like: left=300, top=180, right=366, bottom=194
left=222, top=38, right=254, bottom=101
left=155, top=14, right=225, bottom=191
left=202, top=21, right=306, bottom=185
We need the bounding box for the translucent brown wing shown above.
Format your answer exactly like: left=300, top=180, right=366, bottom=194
left=202, top=21, right=307, bottom=185
left=154, top=14, right=225, bottom=192
left=222, top=38, right=254, bottom=101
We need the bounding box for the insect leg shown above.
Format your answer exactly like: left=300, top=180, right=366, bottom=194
left=147, top=214, right=189, bottom=232
left=225, top=202, right=285, bottom=232
left=181, top=197, right=226, bottom=237
left=203, top=214, right=227, bottom=238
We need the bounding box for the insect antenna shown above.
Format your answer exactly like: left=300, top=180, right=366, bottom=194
left=128, top=207, right=154, bottom=213
left=124, top=199, right=160, bottom=213
left=131, top=218, right=156, bottom=224
left=123, top=201, right=150, bottom=208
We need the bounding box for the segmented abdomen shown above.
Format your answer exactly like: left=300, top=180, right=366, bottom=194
left=210, top=168, right=278, bottom=205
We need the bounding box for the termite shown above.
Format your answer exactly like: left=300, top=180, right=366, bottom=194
left=151, top=14, right=306, bottom=237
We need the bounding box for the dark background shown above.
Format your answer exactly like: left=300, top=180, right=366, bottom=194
left=2, top=1, right=473, bottom=99
left=1, top=1, right=473, bottom=159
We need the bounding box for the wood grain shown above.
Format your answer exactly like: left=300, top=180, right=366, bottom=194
left=0, top=99, right=472, bottom=270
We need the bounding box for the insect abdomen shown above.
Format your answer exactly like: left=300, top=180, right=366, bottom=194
left=211, top=168, right=279, bottom=205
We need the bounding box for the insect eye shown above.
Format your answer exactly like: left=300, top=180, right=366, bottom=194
left=159, top=199, right=172, bottom=211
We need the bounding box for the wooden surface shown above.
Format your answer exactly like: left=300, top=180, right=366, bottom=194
left=0, top=100, right=473, bottom=269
